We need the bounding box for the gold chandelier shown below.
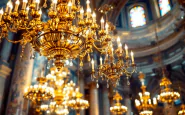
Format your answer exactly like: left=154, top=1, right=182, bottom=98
left=178, top=104, right=185, bottom=115
left=135, top=73, right=157, bottom=115
left=110, top=91, right=127, bottom=115
left=0, top=0, right=115, bottom=70
left=30, top=66, right=89, bottom=114
left=158, top=70, right=180, bottom=104
left=23, top=76, right=54, bottom=104
left=91, top=37, right=136, bottom=87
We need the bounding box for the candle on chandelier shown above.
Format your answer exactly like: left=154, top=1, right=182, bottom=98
left=8, top=2, right=13, bottom=14
left=80, top=7, right=84, bottom=19
left=117, top=37, right=120, bottom=46
left=68, top=1, right=72, bottom=13
left=22, top=0, right=28, bottom=10
left=39, top=9, right=42, bottom=19
left=131, top=51, right=134, bottom=64
left=105, top=23, right=109, bottom=34
left=91, top=59, right=94, bottom=70
left=53, top=0, right=57, bottom=11
left=14, top=0, right=20, bottom=12
left=26, top=7, right=29, bottom=13
left=5, top=1, right=11, bottom=13
left=100, top=57, right=102, bottom=65
left=92, top=12, right=96, bottom=23
left=0, top=9, right=3, bottom=22
left=119, top=43, right=122, bottom=53
left=87, top=8, right=91, bottom=18
left=35, top=0, right=40, bottom=10
left=100, top=17, right=104, bottom=30
left=86, top=0, right=90, bottom=9
left=125, top=44, right=128, bottom=57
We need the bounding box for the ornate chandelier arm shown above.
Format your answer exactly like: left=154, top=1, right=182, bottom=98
left=92, top=42, right=107, bottom=53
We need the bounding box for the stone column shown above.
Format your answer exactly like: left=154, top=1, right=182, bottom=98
left=102, top=85, right=110, bottom=115
left=90, top=83, right=99, bottom=115
left=125, top=98, right=132, bottom=115
left=149, top=0, right=160, bottom=19
left=79, top=71, right=85, bottom=115
left=5, top=44, right=34, bottom=115
left=163, top=103, right=177, bottom=115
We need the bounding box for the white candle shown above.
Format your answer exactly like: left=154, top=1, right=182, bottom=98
left=86, top=0, right=90, bottom=9
left=119, top=43, right=122, bottom=53
left=22, top=0, right=28, bottom=10
left=68, top=1, right=72, bottom=13
left=39, top=9, right=42, bottom=19
left=35, top=0, right=40, bottom=10
left=8, top=3, right=13, bottom=14
left=125, top=44, right=128, bottom=57
left=91, top=59, right=94, bottom=70
left=100, top=17, right=104, bottom=30
left=100, top=57, right=102, bottom=65
left=105, top=23, right=109, bottom=34
left=0, top=9, right=3, bottom=22
left=131, top=51, right=134, bottom=64
left=26, top=7, right=29, bottom=13
left=87, top=8, right=91, bottom=18
left=14, top=0, right=20, bottom=12
left=80, top=7, right=84, bottom=19
left=53, top=0, right=57, bottom=11
left=92, top=12, right=96, bottom=23
left=5, top=1, right=11, bottom=13
left=117, top=37, right=120, bottom=46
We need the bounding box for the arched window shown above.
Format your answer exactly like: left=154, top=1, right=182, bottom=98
left=130, top=6, right=146, bottom=28
left=158, top=0, right=171, bottom=16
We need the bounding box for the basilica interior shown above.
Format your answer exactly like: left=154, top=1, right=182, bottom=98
left=0, top=0, right=184, bottom=115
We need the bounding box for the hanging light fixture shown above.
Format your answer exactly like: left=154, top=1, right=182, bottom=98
left=29, top=66, right=89, bottom=114
left=135, top=72, right=157, bottom=115
left=178, top=104, right=185, bottom=115
left=110, top=91, right=127, bottom=115
left=158, top=70, right=180, bottom=104
left=91, top=36, right=136, bottom=88
left=0, top=0, right=115, bottom=70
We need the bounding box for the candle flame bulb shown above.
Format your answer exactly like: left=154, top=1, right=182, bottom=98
left=0, top=8, right=3, bottom=22
left=131, top=51, right=134, bottom=64
left=100, top=17, right=105, bottom=30
left=125, top=44, right=128, bottom=57
left=91, top=59, right=94, bottom=70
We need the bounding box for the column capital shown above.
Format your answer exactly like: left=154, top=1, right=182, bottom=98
left=0, top=64, right=11, bottom=78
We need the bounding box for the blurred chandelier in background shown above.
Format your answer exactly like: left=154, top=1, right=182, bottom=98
left=158, top=69, right=180, bottom=104
left=91, top=36, right=136, bottom=88
left=110, top=91, right=127, bottom=115
left=0, top=0, right=115, bottom=70
left=135, top=73, right=157, bottom=115
left=24, top=66, right=89, bottom=114
left=178, top=104, right=185, bottom=115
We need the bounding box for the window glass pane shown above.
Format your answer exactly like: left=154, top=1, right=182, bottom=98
left=130, top=6, right=146, bottom=28
left=159, top=0, right=171, bottom=16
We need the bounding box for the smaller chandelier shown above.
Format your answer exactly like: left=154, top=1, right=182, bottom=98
left=110, top=91, right=127, bottom=114
left=67, top=88, right=89, bottom=112
left=178, top=104, right=185, bottom=115
left=91, top=37, right=136, bottom=87
left=24, top=77, right=54, bottom=104
left=158, top=71, right=180, bottom=104
left=135, top=73, right=157, bottom=115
